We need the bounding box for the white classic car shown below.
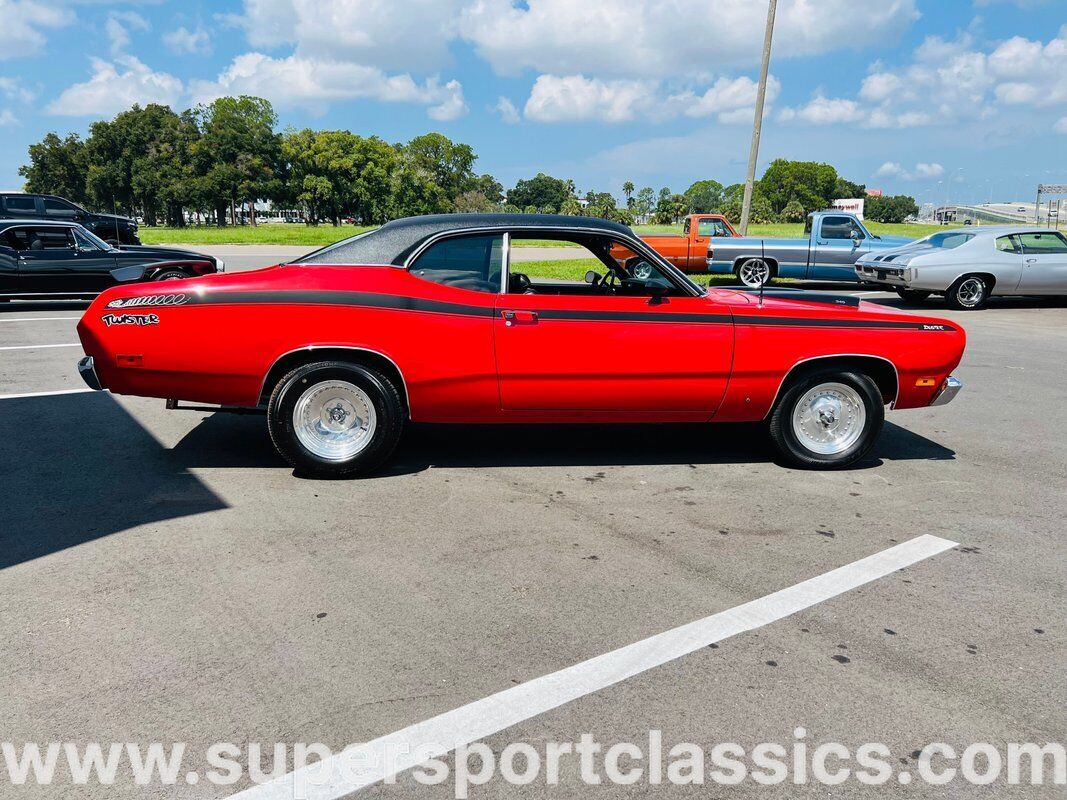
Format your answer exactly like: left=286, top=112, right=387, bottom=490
left=855, top=227, right=1067, bottom=309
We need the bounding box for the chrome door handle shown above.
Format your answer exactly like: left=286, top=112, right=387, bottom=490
left=1025, top=258, right=1038, bottom=263
left=501, top=310, right=537, bottom=326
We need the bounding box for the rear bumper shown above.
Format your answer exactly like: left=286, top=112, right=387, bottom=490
left=78, top=356, right=103, bottom=391
left=929, top=375, right=962, bottom=406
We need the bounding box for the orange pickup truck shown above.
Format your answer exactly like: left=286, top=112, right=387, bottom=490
left=615, top=214, right=738, bottom=273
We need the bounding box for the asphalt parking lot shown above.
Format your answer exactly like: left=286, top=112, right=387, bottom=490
left=1, top=247, right=1064, bottom=798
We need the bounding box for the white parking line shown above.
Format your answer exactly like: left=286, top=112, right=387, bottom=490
left=226, top=534, right=957, bottom=800
left=0, top=343, right=81, bottom=351
left=0, top=317, right=80, bottom=322
left=0, top=388, right=95, bottom=400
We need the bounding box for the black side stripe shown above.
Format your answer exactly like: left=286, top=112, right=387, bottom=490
left=190, top=290, right=955, bottom=331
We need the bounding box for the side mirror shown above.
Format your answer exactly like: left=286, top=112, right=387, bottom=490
left=646, top=278, right=671, bottom=298
left=850, top=230, right=861, bottom=246
left=584, top=270, right=601, bottom=285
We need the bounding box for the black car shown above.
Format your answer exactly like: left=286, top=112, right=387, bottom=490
left=0, top=193, right=140, bottom=245
left=0, top=220, right=222, bottom=300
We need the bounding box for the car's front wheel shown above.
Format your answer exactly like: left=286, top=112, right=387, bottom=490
left=768, top=369, right=885, bottom=469
left=154, top=269, right=188, bottom=281
left=267, top=361, right=404, bottom=477
left=894, top=288, right=931, bottom=303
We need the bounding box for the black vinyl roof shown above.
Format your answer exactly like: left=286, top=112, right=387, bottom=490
left=295, top=213, right=636, bottom=266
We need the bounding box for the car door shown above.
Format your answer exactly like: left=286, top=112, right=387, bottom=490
left=494, top=237, right=733, bottom=415
left=1, top=195, right=42, bottom=221
left=809, top=216, right=868, bottom=280
left=1016, top=231, right=1067, bottom=294
left=16, top=225, right=116, bottom=293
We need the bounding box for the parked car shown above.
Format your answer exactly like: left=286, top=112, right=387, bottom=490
left=76, top=214, right=965, bottom=475
left=0, top=193, right=140, bottom=245
left=0, top=220, right=222, bottom=300
left=855, top=226, right=1067, bottom=309
left=617, top=213, right=738, bottom=273
left=708, top=211, right=913, bottom=288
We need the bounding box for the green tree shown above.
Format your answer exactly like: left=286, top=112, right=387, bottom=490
left=193, top=96, right=281, bottom=225
left=622, top=180, right=635, bottom=208
left=560, top=198, right=582, bottom=216
left=298, top=175, right=333, bottom=223
left=507, top=173, right=570, bottom=211
left=684, top=179, right=725, bottom=213
left=454, top=190, right=496, bottom=213
left=19, top=133, right=88, bottom=204
left=758, top=159, right=838, bottom=216
left=781, top=199, right=806, bottom=222
left=633, top=186, right=655, bottom=221
left=833, top=177, right=866, bottom=199
left=866, top=194, right=918, bottom=223
left=403, top=132, right=477, bottom=202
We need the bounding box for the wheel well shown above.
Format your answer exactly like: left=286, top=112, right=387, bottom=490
left=147, top=265, right=191, bottom=279
left=258, top=348, right=410, bottom=414
left=733, top=255, right=778, bottom=277
left=954, top=272, right=997, bottom=291
left=771, top=355, right=898, bottom=413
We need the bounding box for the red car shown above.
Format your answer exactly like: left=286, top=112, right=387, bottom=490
left=76, top=214, right=965, bottom=475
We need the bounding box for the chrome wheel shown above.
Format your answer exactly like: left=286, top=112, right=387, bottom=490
left=791, top=382, right=866, bottom=456
left=293, top=380, right=377, bottom=462
left=738, top=258, right=770, bottom=288
left=955, top=277, right=985, bottom=308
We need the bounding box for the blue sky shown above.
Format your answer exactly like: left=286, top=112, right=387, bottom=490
left=1, top=0, right=1064, bottom=205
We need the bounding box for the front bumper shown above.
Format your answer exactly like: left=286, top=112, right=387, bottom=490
left=78, top=356, right=103, bottom=391
left=929, top=376, right=962, bottom=407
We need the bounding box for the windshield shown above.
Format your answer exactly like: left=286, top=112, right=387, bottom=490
left=76, top=227, right=114, bottom=250
left=918, top=231, right=974, bottom=249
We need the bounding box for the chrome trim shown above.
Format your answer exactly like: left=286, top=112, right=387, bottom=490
left=929, top=375, right=962, bottom=407
left=499, top=231, right=510, bottom=295
left=78, top=355, right=103, bottom=391
left=765, top=354, right=901, bottom=417
left=403, top=225, right=704, bottom=298
left=259, top=345, right=411, bottom=417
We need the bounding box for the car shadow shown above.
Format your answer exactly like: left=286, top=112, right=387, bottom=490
left=170, top=414, right=955, bottom=478
left=0, top=300, right=91, bottom=313
left=0, top=393, right=227, bottom=571
left=864, top=295, right=1067, bottom=311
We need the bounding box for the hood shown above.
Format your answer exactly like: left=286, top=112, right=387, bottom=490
left=856, top=237, right=942, bottom=266
left=114, top=244, right=214, bottom=261
left=869, top=235, right=912, bottom=247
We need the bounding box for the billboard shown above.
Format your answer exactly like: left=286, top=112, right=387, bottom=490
left=831, top=198, right=865, bottom=220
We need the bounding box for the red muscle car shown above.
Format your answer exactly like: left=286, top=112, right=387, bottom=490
left=76, top=214, right=966, bottom=476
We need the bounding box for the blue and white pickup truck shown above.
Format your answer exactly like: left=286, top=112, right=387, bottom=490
left=707, top=211, right=913, bottom=287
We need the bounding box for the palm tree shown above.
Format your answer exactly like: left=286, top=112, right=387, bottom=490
left=623, top=181, right=635, bottom=208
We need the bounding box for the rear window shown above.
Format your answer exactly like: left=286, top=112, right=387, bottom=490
left=923, top=232, right=974, bottom=249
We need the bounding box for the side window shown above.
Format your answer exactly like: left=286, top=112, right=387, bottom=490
left=996, top=235, right=1020, bottom=254
left=4, top=196, right=37, bottom=215
left=33, top=227, right=75, bottom=250
left=821, top=216, right=861, bottom=240
left=698, top=218, right=726, bottom=237
left=43, top=198, right=78, bottom=218
left=409, top=234, right=503, bottom=293
left=682, top=218, right=691, bottom=235
left=3, top=228, right=31, bottom=250
left=1018, top=232, right=1067, bottom=255
left=72, top=228, right=104, bottom=251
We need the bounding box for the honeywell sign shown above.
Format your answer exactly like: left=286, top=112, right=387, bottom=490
left=831, top=198, right=865, bottom=220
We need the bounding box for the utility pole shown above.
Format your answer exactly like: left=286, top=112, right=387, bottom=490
left=739, top=0, right=778, bottom=235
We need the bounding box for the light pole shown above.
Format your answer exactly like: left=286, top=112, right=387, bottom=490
left=739, top=0, right=778, bottom=235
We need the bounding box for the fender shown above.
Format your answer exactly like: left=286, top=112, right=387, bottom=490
left=259, top=344, right=411, bottom=415
left=766, top=354, right=900, bottom=414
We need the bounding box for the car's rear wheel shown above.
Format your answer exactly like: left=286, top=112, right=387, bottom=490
left=894, top=288, right=931, bottom=303
left=945, top=274, right=990, bottom=310
left=267, top=361, right=404, bottom=477
left=736, top=258, right=772, bottom=289
left=154, top=269, right=188, bottom=281
left=768, top=369, right=884, bottom=469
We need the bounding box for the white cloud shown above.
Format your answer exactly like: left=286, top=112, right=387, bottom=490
left=461, top=0, right=919, bottom=78
left=0, top=0, right=73, bottom=60
left=874, top=161, right=902, bottom=178
left=493, top=96, right=520, bottom=124
left=778, top=94, right=865, bottom=125
left=106, top=11, right=150, bottom=56
left=911, top=162, right=944, bottom=179
left=239, top=0, right=464, bottom=72
left=0, top=109, right=17, bottom=127
left=523, top=73, right=777, bottom=124
left=164, top=26, right=212, bottom=56
left=1055, top=116, right=1067, bottom=134
left=0, top=77, right=34, bottom=103
left=190, top=53, right=467, bottom=120
left=46, top=56, right=183, bottom=116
